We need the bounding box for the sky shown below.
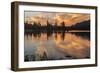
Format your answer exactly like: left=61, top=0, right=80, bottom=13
left=24, top=11, right=90, bottom=26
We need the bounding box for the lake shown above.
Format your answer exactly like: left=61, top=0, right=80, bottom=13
left=24, top=31, right=90, bottom=62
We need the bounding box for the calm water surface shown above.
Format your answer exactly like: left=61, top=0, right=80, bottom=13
left=24, top=31, right=90, bottom=62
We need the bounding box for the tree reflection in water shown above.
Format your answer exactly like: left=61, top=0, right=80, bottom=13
left=24, top=31, right=90, bottom=62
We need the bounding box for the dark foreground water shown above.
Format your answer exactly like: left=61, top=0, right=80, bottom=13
left=24, top=31, right=90, bottom=62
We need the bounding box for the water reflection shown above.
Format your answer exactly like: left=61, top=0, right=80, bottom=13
left=24, top=31, right=90, bottom=62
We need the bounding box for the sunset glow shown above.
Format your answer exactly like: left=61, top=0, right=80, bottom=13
left=24, top=11, right=90, bottom=61
left=25, top=11, right=90, bottom=26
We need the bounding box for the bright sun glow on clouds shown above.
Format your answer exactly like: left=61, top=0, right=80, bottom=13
left=24, top=11, right=90, bottom=26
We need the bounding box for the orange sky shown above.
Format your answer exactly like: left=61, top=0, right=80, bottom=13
left=25, top=11, right=90, bottom=26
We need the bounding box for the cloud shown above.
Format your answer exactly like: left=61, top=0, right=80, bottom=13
left=25, top=11, right=90, bottom=26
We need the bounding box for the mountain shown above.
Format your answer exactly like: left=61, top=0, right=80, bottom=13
left=71, top=20, right=90, bottom=30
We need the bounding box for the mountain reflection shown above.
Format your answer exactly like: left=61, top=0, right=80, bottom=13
left=24, top=31, right=90, bottom=62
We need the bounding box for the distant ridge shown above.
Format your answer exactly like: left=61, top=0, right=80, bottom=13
left=71, top=20, right=90, bottom=30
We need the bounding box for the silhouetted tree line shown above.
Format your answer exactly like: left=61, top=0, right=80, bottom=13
left=25, top=20, right=90, bottom=32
